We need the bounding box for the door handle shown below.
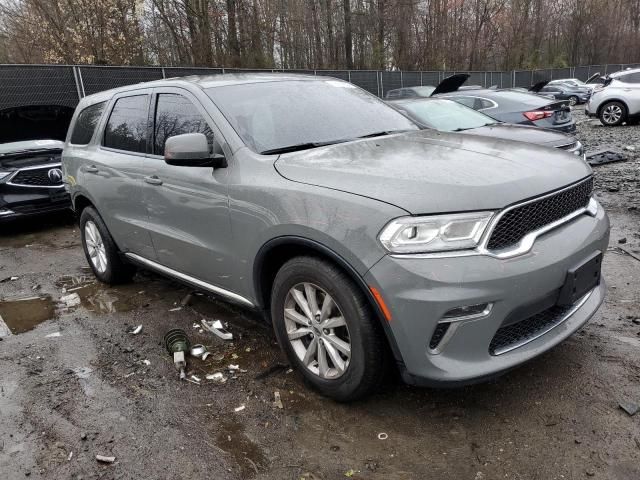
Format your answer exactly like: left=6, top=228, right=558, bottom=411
left=85, top=165, right=99, bottom=173
left=144, top=175, right=163, bottom=186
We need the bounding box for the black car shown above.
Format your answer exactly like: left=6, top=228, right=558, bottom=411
left=0, top=140, right=70, bottom=221
left=387, top=97, right=584, bottom=156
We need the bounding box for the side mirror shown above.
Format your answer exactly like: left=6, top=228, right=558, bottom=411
left=164, top=133, right=227, bottom=168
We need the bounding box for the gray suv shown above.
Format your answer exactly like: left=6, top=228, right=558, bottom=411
left=63, top=74, right=609, bottom=401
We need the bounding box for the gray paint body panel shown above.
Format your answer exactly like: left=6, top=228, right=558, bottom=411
left=63, top=74, right=608, bottom=385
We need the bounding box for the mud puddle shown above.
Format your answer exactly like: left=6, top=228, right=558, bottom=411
left=216, top=420, right=268, bottom=478
left=0, top=295, right=56, bottom=335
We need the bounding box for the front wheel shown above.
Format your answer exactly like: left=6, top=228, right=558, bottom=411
left=568, top=95, right=578, bottom=106
left=79, top=207, right=135, bottom=284
left=270, top=256, right=386, bottom=401
left=599, top=101, right=627, bottom=126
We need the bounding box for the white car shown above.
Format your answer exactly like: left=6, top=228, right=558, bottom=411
left=585, top=68, right=640, bottom=126
left=548, top=78, right=599, bottom=92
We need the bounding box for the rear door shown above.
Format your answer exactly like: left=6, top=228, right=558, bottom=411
left=141, top=87, right=234, bottom=290
left=88, top=90, right=155, bottom=259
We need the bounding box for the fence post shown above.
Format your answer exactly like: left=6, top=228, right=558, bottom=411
left=77, top=66, right=86, bottom=97
left=380, top=71, right=384, bottom=97
left=376, top=71, right=381, bottom=97
left=348, top=70, right=351, bottom=84
left=400, top=70, right=403, bottom=88
left=72, top=66, right=83, bottom=100
left=161, top=67, right=166, bottom=79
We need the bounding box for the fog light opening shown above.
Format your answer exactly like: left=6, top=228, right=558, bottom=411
left=442, top=302, right=493, bottom=322
left=0, top=207, right=15, bottom=216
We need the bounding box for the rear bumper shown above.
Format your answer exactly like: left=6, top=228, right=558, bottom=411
left=365, top=203, right=610, bottom=385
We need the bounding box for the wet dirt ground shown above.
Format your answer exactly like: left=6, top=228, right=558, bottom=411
left=1, top=109, right=639, bottom=479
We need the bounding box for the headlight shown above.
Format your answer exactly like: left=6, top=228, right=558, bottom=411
left=0, top=171, right=12, bottom=182
left=379, top=212, right=494, bottom=254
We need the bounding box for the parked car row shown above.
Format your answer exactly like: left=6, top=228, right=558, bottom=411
left=49, top=73, right=610, bottom=401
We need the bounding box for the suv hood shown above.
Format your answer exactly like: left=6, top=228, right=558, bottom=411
left=274, top=130, right=591, bottom=214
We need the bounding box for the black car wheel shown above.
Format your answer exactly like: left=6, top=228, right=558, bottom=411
left=270, top=256, right=386, bottom=402
left=599, top=101, right=627, bottom=126
left=79, top=207, right=135, bottom=284
left=568, top=95, right=578, bottom=106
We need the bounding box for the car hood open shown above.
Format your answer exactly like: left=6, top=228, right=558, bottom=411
left=274, top=130, right=591, bottom=215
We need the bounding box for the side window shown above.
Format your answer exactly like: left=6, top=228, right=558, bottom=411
left=619, top=72, right=640, bottom=84
left=154, top=94, right=214, bottom=156
left=452, top=97, right=476, bottom=109
left=103, top=95, right=149, bottom=153
left=70, top=102, right=106, bottom=145
left=478, top=99, right=495, bottom=110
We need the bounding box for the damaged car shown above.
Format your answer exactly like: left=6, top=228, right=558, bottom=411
left=387, top=97, right=584, bottom=157
left=585, top=68, right=640, bottom=126
left=0, top=139, right=70, bottom=221
left=63, top=74, right=609, bottom=401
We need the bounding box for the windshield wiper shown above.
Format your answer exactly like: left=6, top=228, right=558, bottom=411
left=356, top=129, right=411, bottom=139
left=260, top=139, right=350, bottom=155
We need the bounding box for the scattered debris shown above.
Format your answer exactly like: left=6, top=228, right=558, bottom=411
left=609, top=246, right=640, bottom=262
left=169, top=307, right=182, bottom=312
left=201, top=319, right=233, bottom=340
left=618, top=237, right=627, bottom=244
left=619, top=402, right=639, bottom=416
left=228, top=364, right=240, bottom=371
left=345, top=469, right=358, bottom=478
left=234, top=404, right=245, bottom=412
left=377, top=432, right=388, bottom=440
left=206, top=372, right=227, bottom=383
left=191, top=375, right=201, bottom=383
left=141, top=359, right=151, bottom=366
left=164, top=329, right=191, bottom=380
left=127, top=324, right=143, bottom=335
left=585, top=149, right=627, bottom=166
left=67, top=451, right=73, bottom=461
left=45, top=332, right=61, bottom=338
left=96, top=455, right=116, bottom=463
left=273, top=391, right=284, bottom=409
left=60, top=293, right=81, bottom=308
left=180, top=292, right=194, bottom=307
left=624, top=145, right=636, bottom=152
left=255, top=363, right=289, bottom=380
left=190, top=344, right=211, bottom=360
left=0, top=276, right=19, bottom=283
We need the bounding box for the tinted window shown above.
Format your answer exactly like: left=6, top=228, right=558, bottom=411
left=450, top=96, right=477, bottom=109
left=103, top=95, right=149, bottom=153
left=70, top=102, right=105, bottom=145
left=619, top=73, right=640, bottom=84
left=206, top=80, right=417, bottom=154
left=154, top=94, right=214, bottom=155
left=478, top=99, right=495, bottom=109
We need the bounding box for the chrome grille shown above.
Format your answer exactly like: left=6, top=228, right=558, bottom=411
left=9, top=166, right=63, bottom=187
left=487, top=177, right=593, bottom=251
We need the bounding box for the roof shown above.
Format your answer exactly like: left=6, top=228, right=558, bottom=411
left=79, top=73, right=325, bottom=105
left=0, top=139, right=64, bottom=155
left=610, top=67, right=640, bottom=77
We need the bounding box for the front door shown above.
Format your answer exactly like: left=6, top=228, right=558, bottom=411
left=141, top=88, right=235, bottom=291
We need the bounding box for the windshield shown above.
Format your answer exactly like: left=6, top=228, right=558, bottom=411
left=206, top=80, right=417, bottom=154
left=398, top=99, right=497, bottom=131
left=410, top=86, right=436, bottom=96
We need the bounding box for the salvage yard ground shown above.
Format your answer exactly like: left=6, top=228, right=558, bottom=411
left=1, top=107, right=639, bottom=480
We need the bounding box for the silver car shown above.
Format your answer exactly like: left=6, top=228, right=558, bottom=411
left=585, top=68, right=640, bottom=126
left=62, top=74, right=609, bottom=401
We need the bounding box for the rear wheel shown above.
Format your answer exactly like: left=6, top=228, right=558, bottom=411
left=599, top=101, right=626, bottom=126
left=79, top=207, right=135, bottom=284
left=270, top=256, right=386, bottom=401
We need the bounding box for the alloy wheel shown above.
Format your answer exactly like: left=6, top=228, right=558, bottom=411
left=84, top=220, right=108, bottom=273
left=569, top=96, right=577, bottom=106
left=602, top=104, right=622, bottom=124
left=283, top=282, right=351, bottom=379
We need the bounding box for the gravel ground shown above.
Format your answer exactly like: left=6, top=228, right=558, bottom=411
left=1, top=111, right=639, bottom=480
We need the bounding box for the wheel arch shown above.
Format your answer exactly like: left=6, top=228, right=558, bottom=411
left=72, top=192, right=96, bottom=215
left=597, top=98, right=629, bottom=117
left=253, top=236, right=405, bottom=365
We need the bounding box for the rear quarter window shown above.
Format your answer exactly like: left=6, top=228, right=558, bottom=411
left=70, top=102, right=106, bottom=145
left=618, top=73, right=640, bottom=84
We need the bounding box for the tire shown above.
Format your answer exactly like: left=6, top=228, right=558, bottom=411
left=599, top=101, right=627, bottom=126
left=270, top=256, right=386, bottom=402
left=79, top=207, right=135, bottom=284
left=568, top=95, right=578, bottom=106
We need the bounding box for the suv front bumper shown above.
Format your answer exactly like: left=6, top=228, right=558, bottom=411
left=365, top=203, right=610, bottom=385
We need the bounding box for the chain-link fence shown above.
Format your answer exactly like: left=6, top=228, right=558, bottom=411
left=1, top=63, right=639, bottom=110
